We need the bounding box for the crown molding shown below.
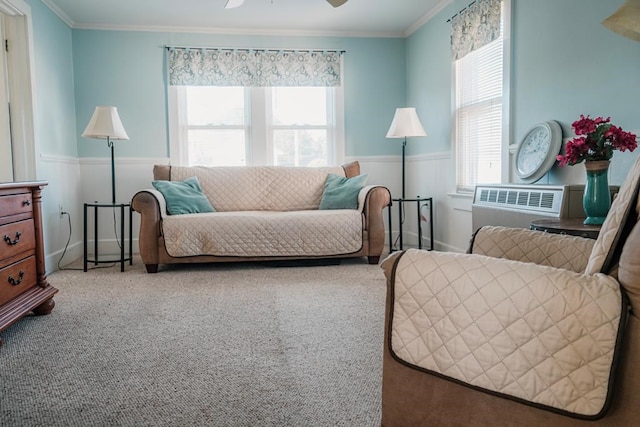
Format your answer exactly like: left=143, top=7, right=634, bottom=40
left=69, top=22, right=406, bottom=38
left=40, top=0, right=447, bottom=38
left=40, top=0, right=75, bottom=27
left=405, top=0, right=453, bottom=37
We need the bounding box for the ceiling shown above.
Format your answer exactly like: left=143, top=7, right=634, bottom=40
left=42, top=0, right=449, bottom=37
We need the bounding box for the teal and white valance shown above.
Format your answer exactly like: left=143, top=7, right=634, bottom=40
left=450, top=0, right=502, bottom=61
left=167, top=47, right=343, bottom=87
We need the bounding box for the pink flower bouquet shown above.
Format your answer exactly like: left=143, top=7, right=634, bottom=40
left=557, top=115, right=637, bottom=167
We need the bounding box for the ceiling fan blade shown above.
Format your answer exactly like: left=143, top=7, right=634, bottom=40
left=327, top=0, right=349, bottom=7
left=225, top=0, right=245, bottom=9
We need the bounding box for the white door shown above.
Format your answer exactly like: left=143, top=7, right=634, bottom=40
left=0, top=13, right=13, bottom=182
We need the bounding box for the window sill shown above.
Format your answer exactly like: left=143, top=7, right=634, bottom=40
left=447, top=191, right=474, bottom=200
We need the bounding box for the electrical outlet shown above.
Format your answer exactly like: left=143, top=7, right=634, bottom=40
left=58, top=204, right=64, bottom=218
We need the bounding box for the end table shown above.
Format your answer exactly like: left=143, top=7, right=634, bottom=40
left=83, top=202, right=133, bottom=272
left=530, top=218, right=601, bottom=240
left=388, top=197, right=434, bottom=252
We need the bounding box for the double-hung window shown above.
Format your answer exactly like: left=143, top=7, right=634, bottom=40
left=167, top=48, right=344, bottom=167
left=452, top=0, right=510, bottom=193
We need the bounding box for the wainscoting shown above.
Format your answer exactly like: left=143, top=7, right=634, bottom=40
left=40, top=153, right=475, bottom=273
left=354, top=152, right=472, bottom=254
left=39, top=155, right=168, bottom=272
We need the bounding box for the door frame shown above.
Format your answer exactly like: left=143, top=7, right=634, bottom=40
left=0, top=0, right=36, bottom=182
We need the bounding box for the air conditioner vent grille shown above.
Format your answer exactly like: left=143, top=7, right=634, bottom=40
left=474, top=185, right=565, bottom=215
left=541, top=193, right=555, bottom=208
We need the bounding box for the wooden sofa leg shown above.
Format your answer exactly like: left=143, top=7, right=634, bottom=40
left=145, top=264, right=159, bottom=273
left=368, top=256, right=380, bottom=265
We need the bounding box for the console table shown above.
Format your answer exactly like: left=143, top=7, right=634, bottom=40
left=83, top=202, right=133, bottom=272
left=530, top=218, right=601, bottom=240
left=388, top=197, right=433, bottom=252
left=0, top=182, right=58, bottom=347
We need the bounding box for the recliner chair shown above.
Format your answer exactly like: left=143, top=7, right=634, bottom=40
left=380, top=156, right=640, bottom=426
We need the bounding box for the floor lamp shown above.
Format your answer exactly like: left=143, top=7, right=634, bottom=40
left=386, top=107, right=427, bottom=199
left=82, top=106, right=129, bottom=204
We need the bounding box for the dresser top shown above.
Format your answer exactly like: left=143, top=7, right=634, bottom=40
left=0, top=181, right=48, bottom=191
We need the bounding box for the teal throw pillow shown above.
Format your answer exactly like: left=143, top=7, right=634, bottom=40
left=152, top=176, right=215, bottom=215
left=319, top=173, right=368, bottom=210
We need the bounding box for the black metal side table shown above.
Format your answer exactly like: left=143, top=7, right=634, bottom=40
left=388, top=197, right=433, bottom=252
left=83, top=202, right=133, bottom=272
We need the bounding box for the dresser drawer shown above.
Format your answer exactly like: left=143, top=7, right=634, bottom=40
left=0, top=256, right=37, bottom=306
left=0, top=219, right=36, bottom=262
left=0, top=193, right=33, bottom=219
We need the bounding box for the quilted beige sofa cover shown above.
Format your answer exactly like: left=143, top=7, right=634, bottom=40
left=132, top=162, right=390, bottom=273
left=380, top=156, right=640, bottom=426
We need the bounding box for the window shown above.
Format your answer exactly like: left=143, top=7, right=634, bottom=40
left=183, top=86, right=246, bottom=166
left=170, top=85, right=342, bottom=167
left=166, top=48, right=345, bottom=167
left=270, top=87, right=336, bottom=167
left=453, top=0, right=510, bottom=193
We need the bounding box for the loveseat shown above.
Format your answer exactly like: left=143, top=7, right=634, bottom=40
left=379, top=155, right=640, bottom=426
left=131, top=162, right=390, bottom=273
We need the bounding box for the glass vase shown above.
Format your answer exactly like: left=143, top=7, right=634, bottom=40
left=583, top=160, right=611, bottom=225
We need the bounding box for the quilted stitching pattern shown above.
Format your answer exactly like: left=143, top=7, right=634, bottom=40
left=391, top=249, right=622, bottom=416
left=162, top=210, right=363, bottom=257
left=587, top=156, right=640, bottom=274
left=170, top=166, right=345, bottom=212
left=472, top=226, right=595, bottom=273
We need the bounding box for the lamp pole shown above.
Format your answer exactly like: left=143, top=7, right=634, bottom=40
left=108, top=137, right=116, bottom=204
left=402, top=137, right=407, bottom=199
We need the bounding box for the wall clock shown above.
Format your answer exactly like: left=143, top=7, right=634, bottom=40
left=514, top=120, right=563, bottom=183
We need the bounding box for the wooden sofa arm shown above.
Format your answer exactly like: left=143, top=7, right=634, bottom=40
left=469, top=225, right=595, bottom=273
left=131, top=189, right=165, bottom=273
left=361, top=185, right=391, bottom=264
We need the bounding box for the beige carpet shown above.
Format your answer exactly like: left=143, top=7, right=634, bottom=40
left=0, top=257, right=386, bottom=426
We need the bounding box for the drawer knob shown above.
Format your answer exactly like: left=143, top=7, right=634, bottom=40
left=8, top=270, right=25, bottom=286
left=3, top=231, right=21, bottom=246
left=4, top=231, right=22, bottom=246
left=23, top=199, right=31, bottom=206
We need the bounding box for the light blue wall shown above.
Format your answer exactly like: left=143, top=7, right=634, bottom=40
left=27, top=0, right=77, bottom=157
left=406, top=0, right=640, bottom=184
left=406, top=2, right=456, bottom=156
left=71, top=30, right=406, bottom=159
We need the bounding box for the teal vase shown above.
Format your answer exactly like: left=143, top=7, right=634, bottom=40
left=583, top=160, right=611, bottom=225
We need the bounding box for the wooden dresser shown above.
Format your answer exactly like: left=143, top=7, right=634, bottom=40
left=0, top=182, right=58, bottom=347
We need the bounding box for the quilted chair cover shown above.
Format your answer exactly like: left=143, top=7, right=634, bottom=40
left=381, top=156, right=640, bottom=426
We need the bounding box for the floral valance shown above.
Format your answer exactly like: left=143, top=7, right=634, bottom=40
left=450, top=0, right=502, bottom=61
left=167, top=47, right=343, bottom=87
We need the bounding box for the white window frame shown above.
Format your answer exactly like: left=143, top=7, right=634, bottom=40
left=168, top=85, right=345, bottom=167
left=452, top=0, right=511, bottom=194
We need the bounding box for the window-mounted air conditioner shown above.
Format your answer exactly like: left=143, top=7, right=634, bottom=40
left=471, top=184, right=618, bottom=231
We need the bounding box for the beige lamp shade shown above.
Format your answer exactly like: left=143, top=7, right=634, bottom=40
left=82, top=106, right=129, bottom=140
left=602, top=0, right=640, bottom=42
left=386, top=107, right=427, bottom=138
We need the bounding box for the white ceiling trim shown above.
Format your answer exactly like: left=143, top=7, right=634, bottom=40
left=69, top=22, right=407, bottom=38
left=404, top=0, right=453, bottom=37
left=40, top=0, right=445, bottom=39
left=0, top=0, right=28, bottom=15
left=40, top=0, right=74, bottom=27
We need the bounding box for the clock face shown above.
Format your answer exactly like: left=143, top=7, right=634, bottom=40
left=516, top=127, right=551, bottom=176
left=515, top=121, right=562, bottom=183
